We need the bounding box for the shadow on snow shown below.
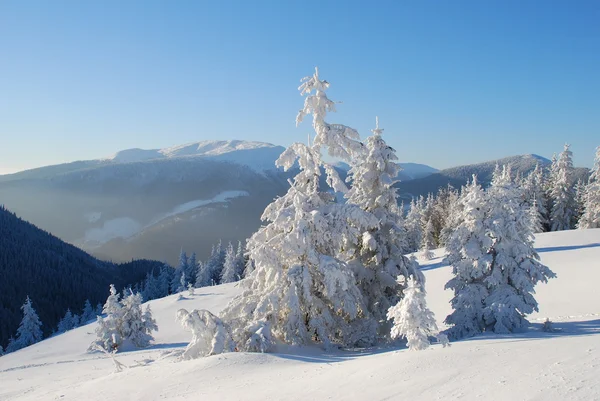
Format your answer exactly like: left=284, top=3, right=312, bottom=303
left=535, top=243, right=600, bottom=254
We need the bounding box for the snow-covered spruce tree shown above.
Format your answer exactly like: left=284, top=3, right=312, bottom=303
left=184, top=68, right=378, bottom=354
left=220, top=242, right=238, bottom=284
left=198, top=241, right=226, bottom=287
left=573, top=178, right=587, bottom=226
left=89, top=284, right=124, bottom=351
left=444, top=176, right=492, bottom=339
left=171, top=249, right=188, bottom=293
left=420, top=218, right=435, bottom=260
left=578, top=146, right=600, bottom=228
left=121, top=291, right=157, bottom=348
left=483, top=166, right=555, bottom=333
left=387, top=276, right=448, bottom=350
left=528, top=198, right=544, bottom=234
left=57, top=309, right=79, bottom=333
left=9, top=296, right=43, bottom=351
left=434, top=185, right=459, bottom=247
left=549, top=144, right=576, bottom=231
left=235, top=241, right=246, bottom=279
left=405, top=197, right=425, bottom=252
left=522, top=164, right=549, bottom=232
left=157, top=264, right=172, bottom=296
left=186, top=252, right=198, bottom=286
left=344, top=117, right=423, bottom=338
left=80, top=299, right=97, bottom=325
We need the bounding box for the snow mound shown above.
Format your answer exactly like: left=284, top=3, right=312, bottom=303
left=1, top=229, right=599, bottom=401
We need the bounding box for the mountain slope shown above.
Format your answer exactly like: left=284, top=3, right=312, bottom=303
left=1, top=229, right=598, bottom=401
left=0, top=207, right=162, bottom=349
left=397, top=154, right=590, bottom=200
left=0, top=140, right=436, bottom=265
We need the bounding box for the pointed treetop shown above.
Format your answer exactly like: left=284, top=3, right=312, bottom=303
left=371, top=116, right=384, bottom=136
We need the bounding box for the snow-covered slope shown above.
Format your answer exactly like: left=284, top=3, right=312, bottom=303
left=1, top=229, right=599, bottom=401
left=106, top=140, right=285, bottom=172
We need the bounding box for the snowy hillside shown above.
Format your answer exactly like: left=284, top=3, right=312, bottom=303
left=106, top=140, right=285, bottom=173
left=1, top=229, right=599, bottom=401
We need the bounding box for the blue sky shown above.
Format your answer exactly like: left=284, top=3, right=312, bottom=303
left=0, top=0, right=598, bottom=174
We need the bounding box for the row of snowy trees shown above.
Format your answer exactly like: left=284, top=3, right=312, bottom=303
left=139, top=241, right=248, bottom=302
left=404, top=144, right=599, bottom=260
left=55, top=299, right=103, bottom=335
left=176, top=68, right=448, bottom=357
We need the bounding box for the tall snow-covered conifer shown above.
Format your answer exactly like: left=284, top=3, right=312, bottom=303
left=220, top=242, right=239, bottom=284
left=190, top=68, right=379, bottom=354
left=420, top=218, right=435, bottom=260
left=344, top=117, right=424, bottom=339
left=9, top=297, right=43, bottom=351
left=549, top=144, right=576, bottom=231
left=444, top=176, right=492, bottom=339
left=483, top=166, right=556, bottom=333
left=578, top=146, right=600, bottom=228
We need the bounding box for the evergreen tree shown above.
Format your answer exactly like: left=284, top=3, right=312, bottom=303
left=211, top=68, right=377, bottom=352
left=579, top=146, right=600, bottom=229
left=344, top=117, right=424, bottom=339
left=484, top=166, right=556, bottom=333
left=420, top=218, right=435, bottom=260
left=549, top=144, right=576, bottom=231
left=171, top=250, right=188, bottom=293
left=157, top=264, right=172, bottom=296
left=436, top=185, right=460, bottom=247
left=80, top=299, right=97, bottom=325
left=235, top=241, right=246, bottom=280
left=445, top=168, right=556, bottom=339
left=444, top=176, right=493, bottom=339
left=405, top=197, right=424, bottom=252
left=573, top=178, right=587, bottom=226
left=57, top=309, right=78, bottom=333
left=387, top=276, right=447, bottom=350
left=121, top=292, right=157, bottom=348
left=187, top=252, right=198, bottom=286
left=10, top=297, right=43, bottom=351
left=522, top=164, right=549, bottom=232
left=90, top=286, right=157, bottom=351
left=90, top=285, right=123, bottom=351
left=220, top=242, right=239, bottom=284
left=198, top=241, right=227, bottom=286
left=141, top=271, right=160, bottom=301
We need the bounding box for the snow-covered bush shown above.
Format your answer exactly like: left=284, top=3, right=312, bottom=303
left=176, top=309, right=234, bottom=359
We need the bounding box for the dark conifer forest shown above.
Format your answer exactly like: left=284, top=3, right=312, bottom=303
left=0, top=205, right=164, bottom=348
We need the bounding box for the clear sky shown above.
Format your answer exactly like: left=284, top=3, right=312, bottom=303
left=1, top=0, right=599, bottom=174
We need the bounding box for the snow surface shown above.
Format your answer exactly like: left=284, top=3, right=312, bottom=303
left=2, top=229, right=599, bottom=401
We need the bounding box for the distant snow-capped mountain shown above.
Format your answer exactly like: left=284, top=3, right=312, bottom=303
left=0, top=139, right=438, bottom=265
left=104, top=140, right=284, bottom=172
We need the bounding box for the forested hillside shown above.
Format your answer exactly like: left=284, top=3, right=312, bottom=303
left=0, top=206, right=163, bottom=348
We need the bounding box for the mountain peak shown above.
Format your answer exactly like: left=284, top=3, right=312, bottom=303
left=106, top=140, right=280, bottom=164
